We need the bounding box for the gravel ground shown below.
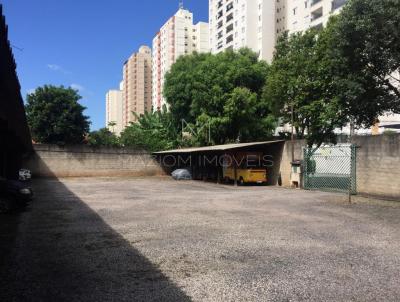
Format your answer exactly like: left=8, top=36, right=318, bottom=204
left=0, top=177, right=399, bottom=302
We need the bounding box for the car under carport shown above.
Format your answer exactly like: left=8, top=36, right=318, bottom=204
left=154, top=140, right=285, bottom=186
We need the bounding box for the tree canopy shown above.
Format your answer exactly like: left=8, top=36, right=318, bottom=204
left=263, top=30, right=347, bottom=147
left=120, top=106, right=178, bottom=152
left=164, top=48, right=276, bottom=145
left=87, top=128, right=120, bottom=147
left=322, top=0, right=400, bottom=126
left=25, top=85, right=90, bottom=144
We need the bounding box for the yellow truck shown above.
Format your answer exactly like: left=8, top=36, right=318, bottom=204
left=222, top=152, right=267, bottom=185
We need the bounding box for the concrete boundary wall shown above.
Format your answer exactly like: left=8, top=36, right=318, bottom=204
left=23, top=144, right=164, bottom=178
left=279, top=135, right=400, bottom=200
left=352, top=135, right=400, bottom=200
left=24, top=136, right=400, bottom=200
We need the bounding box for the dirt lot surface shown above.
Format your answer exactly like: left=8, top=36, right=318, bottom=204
left=1, top=177, right=399, bottom=301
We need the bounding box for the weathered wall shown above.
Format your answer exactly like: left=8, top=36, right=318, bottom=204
left=352, top=134, right=400, bottom=200
left=279, top=135, right=400, bottom=200
left=23, top=144, right=164, bottom=178
left=279, top=140, right=306, bottom=187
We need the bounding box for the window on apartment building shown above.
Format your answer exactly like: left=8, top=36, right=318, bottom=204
left=311, top=7, right=323, bottom=21
left=226, top=2, right=233, bottom=12
left=293, top=7, right=297, bottom=15
left=332, top=0, right=348, bottom=11
left=217, top=10, right=223, bottom=19
left=217, top=20, right=223, bottom=29
left=305, top=1, right=308, bottom=8
left=226, top=24, right=234, bottom=33
left=226, top=34, right=233, bottom=44
left=226, top=13, right=233, bottom=23
left=217, top=31, right=223, bottom=39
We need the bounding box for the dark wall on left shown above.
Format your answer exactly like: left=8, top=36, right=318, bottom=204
left=0, top=4, right=32, bottom=179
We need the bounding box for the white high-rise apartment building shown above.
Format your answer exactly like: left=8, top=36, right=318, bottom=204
left=106, top=85, right=124, bottom=135
left=122, top=45, right=152, bottom=126
left=279, top=0, right=349, bottom=35
left=152, top=8, right=209, bottom=110
left=209, top=0, right=276, bottom=62
left=209, top=0, right=349, bottom=62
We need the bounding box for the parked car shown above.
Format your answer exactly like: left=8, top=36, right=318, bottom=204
left=171, top=169, right=192, bottom=180
left=19, top=169, right=32, bottom=181
left=0, top=177, right=33, bottom=213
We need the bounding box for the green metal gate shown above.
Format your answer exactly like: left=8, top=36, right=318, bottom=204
left=303, top=144, right=356, bottom=194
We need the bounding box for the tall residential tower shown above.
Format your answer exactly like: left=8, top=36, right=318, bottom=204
left=152, top=8, right=209, bottom=110
left=122, top=45, right=152, bottom=126
left=209, top=0, right=349, bottom=62
left=106, top=84, right=124, bottom=135
left=209, top=0, right=276, bottom=62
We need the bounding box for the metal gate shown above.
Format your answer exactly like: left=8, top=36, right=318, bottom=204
left=303, top=144, right=356, bottom=194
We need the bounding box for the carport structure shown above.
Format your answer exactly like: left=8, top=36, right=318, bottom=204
left=0, top=5, right=32, bottom=179
left=154, top=141, right=285, bottom=185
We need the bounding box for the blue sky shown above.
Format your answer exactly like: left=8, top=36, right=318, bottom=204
left=1, top=0, right=208, bottom=130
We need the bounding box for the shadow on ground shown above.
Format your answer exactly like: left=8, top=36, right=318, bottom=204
left=0, top=179, right=191, bottom=302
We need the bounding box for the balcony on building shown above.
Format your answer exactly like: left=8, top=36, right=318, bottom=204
left=331, top=0, right=348, bottom=11
left=311, top=7, right=323, bottom=22
left=226, top=34, right=233, bottom=44
left=226, top=24, right=234, bottom=34
left=217, top=10, right=223, bottom=19
left=217, top=20, right=223, bottom=29
left=226, top=2, right=233, bottom=13
left=217, top=0, right=223, bottom=9
left=226, top=13, right=233, bottom=23
left=311, top=0, right=322, bottom=6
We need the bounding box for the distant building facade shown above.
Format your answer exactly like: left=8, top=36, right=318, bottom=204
left=122, top=45, right=152, bottom=125
left=152, top=8, right=209, bottom=110
left=279, top=0, right=349, bottom=34
left=209, top=0, right=276, bottom=62
left=208, top=0, right=349, bottom=63
left=105, top=86, right=124, bottom=135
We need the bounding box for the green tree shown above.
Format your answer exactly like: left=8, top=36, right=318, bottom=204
left=164, top=48, right=276, bottom=145
left=26, top=85, right=90, bottom=144
left=87, top=128, right=120, bottom=147
left=120, top=106, right=178, bottom=152
left=321, top=0, right=400, bottom=127
left=263, top=30, right=346, bottom=147
left=107, top=121, right=117, bottom=133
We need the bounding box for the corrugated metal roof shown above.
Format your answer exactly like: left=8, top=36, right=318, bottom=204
left=153, top=140, right=285, bottom=154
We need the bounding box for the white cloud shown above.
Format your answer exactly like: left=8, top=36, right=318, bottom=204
left=70, top=83, right=85, bottom=92
left=46, top=64, right=70, bottom=74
